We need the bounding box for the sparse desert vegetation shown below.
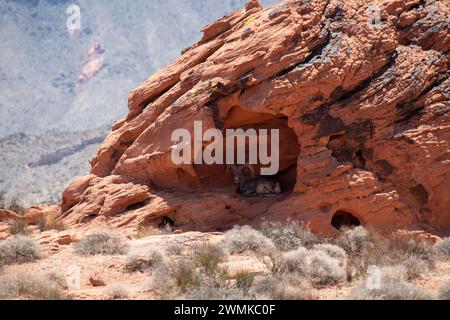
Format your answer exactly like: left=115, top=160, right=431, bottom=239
left=435, top=237, right=450, bottom=259
left=0, top=271, right=68, bottom=300
left=438, top=281, right=450, bottom=300
left=106, top=283, right=129, bottom=300
left=74, top=230, right=128, bottom=256
left=0, top=221, right=448, bottom=300
left=0, top=192, right=26, bottom=215
left=0, top=235, right=41, bottom=267
left=125, top=248, right=165, bottom=272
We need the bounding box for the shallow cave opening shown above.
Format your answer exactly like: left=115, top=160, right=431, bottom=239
left=195, top=108, right=300, bottom=197
left=158, top=216, right=175, bottom=231
left=331, top=210, right=361, bottom=230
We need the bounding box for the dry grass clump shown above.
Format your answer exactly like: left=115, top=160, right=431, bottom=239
left=0, top=193, right=25, bottom=214
left=106, top=283, right=130, bottom=300
left=252, top=274, right=315, bottom=300
left=0, top=271, right=68, bottom=300
left=146, top=244, right=248, bottom=300
left=434, top=237, right=450, bottom=259
left=312, top=244, right=347, bottom=262
left=192, top=242, right=226, bottom=274
left=8, top=218, right=28, bottom=235
left=74, top=230, right=128, bottom=256
left=37, top=213, right=66, bottom=232
left=166, top=243, right=184, bottom=255
left=234, top=270, right=254, bottom=295
left=348, top=266, right=432, bottom=300
left=261, top=221, right=318, bottom=251
left=335, top=226, right=434, bottom=281
left=0, top=235, right=41, bottom=267
left=125, top=248, right=165, bottom=272
left=135, top=224, right=163, bottom=238
left=281, top=246, right=346, bottom=285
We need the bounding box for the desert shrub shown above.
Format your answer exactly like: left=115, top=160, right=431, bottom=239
left=281, top=247, right=345, bottom=285
left=337, top=226, right=372, bottom=254
left=183, top=283, right=246, bottom=300
left=44, top=272, right=68, bottom=290
left=308, top=250, right=346, bottom=285
left=106, top=283, right=129, bottom=299
left=387, top=236, right=434, bottom=269
left=252, top=274, right=315, bottom=300
left=37, top=213, right=66, bottom=232
left=261, top=221, right=318, bottom=251
left=8, top=218, right=28, bottom=235
left=402, top=255, right=430, bottom=280
left=234, top=270, right=254, bottom=295
left=125, top=248, right=165, bottom=272
left=7, top=198, right=25, bottom=215
left=74, top=230, right=127, bottom=256
left=348, top=266, right=432, bottom=300
left=193, top=242, right=226, bottom=274
left=0, top=193, right=25, bottom=214
left=166, top=243, right=184, bottom=255
left=173, top=261, right=201, bottom=292
left=0, top=271, right=68, bottom=300
left=223, top=225, right=274, bottom=254
left=312, top=244, right=347, bottom=263
left=435, top=237, right=450, bottom=259
left=146, top=267, right=178, bottom=299
left=337, top=228, right=435, bottom=281
left=282, top=247, right=309, bottom=275
left=0, top=191, right=5, bottom=209
left=0, top=235, right=41, bottom=266
left=336, top=226, right=382, bottom=280
left=254, top=250, right=285, bottom=275
left=438, top=281, right=450, bottom=300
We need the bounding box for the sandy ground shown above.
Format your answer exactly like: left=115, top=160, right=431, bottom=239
left=1, top=229, right=449, bottom=300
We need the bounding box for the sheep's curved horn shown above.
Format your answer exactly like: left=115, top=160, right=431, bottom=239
left=242, top=164, right=255, bottom=177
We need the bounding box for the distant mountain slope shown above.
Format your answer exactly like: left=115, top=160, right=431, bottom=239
left=0, top=127, right=109, bottom=206
left=0, top=0, right=279, bottom=138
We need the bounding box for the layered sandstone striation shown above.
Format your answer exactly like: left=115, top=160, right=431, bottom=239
left=53, top=0, right=448, bottom=235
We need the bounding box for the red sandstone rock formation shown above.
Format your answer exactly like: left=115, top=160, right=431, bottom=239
left=55, top=0, right=448, bottom=235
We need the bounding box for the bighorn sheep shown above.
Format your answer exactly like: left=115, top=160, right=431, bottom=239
left=227, top=164, right=281, bottom=197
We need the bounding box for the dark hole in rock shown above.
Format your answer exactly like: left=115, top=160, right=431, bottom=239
left=331, top=210, right=361, bottom=230
left=81, top=213, right=97, bottom=224
left=158, top=216, right=175, bottom=231
left=375, top=160, right=395, bottom=176
left=410, top=184, right=429, bottom=206
left=352, top=150, right=366, bottom=169
left=196, top=112, right=300, bottom=198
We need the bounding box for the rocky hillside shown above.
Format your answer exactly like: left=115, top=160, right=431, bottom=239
left=0, top=127, right=109, bottom=206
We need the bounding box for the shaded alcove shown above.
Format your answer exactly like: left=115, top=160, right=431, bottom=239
left=195, top=107, right=300, bottom=197
left=331, top=210, right=361, bottom=230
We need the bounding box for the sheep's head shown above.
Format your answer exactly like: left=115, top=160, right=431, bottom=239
left=226, top=164, right=255, bottom=184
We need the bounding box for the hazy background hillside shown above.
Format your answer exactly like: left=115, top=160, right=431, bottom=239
left=0, top=0, right=279, bottom=206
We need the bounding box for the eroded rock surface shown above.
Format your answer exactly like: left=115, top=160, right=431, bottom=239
left=53, top=0, right=448, bottom=235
